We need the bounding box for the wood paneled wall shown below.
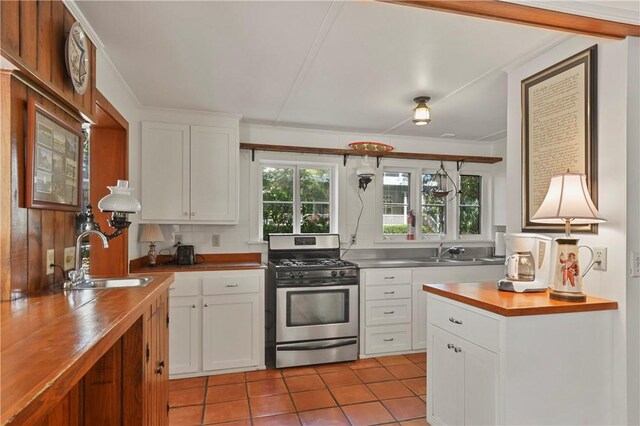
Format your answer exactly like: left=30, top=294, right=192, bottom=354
left=1, top=71, right=81, bottom=300
left=1, top=0, right=97, bottom=120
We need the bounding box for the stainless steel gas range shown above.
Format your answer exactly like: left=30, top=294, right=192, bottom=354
left=265, top=234, right=359, bottom=368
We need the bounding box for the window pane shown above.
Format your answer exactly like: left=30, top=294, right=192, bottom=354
left=300, top=168, right=330, bottom=202
left=459, top=206, right=481, bottom=234
left=460, top=175, right=481, bottom=206
left=262, top=167, right=294, bottom=202
left=301, top=202, right=330, bottom=233
left=421, top=173, right=446, bottom=205
left=383, top=172, right=411, bottom=235
left=422, top=205, right=446, bottom=234
left=263, top=202, right=293, bottom=240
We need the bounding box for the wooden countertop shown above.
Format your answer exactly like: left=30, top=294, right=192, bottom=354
left=130, top=252, right=265, bottom=273
left=0, top=273, right=174, bottom=425
left=423, top=282, right=618, bottom=317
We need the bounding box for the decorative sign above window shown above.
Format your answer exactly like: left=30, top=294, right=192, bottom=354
left=65, top=22, right=90, bottom=95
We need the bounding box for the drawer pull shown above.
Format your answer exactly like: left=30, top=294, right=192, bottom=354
left=225, top=284, right=239, bottom=288
left=169, top=286, right=176, bottom=290
left=204, top=303, right=209, bottom=307
left=383, top=311, right=395, bottom=315
left=447, top=343, right=455, bottom=349
left=454, top=347, right=462, bottom=353
left=192, top=304, right=196, bottom=308
left=383, top=291, right=395, bottom=295
left=449, top=317, right=463, bottom=325
left=383, top=338, right=395, bottom=342
left=384, top=276, right=395, bottom=280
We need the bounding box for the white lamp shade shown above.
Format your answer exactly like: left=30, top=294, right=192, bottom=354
left=356, top=155, right=375, bottom=177
left=98, top=180, right=141, bottom=213
left=412, top=103, right=431, bottom=125
left=139, top=224, right=164, bottom=243
left=531, top=172, right=605, bottom=225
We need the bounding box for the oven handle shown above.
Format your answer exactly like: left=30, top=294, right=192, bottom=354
left=277, top=339, right=358, bottom=351
left=277, top=281, right=358, bottom=288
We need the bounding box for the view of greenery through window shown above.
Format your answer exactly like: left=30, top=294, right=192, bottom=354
left=422, top=173, right=446, bottom=234
left=459, top=175, right=481, bottom=234
left=262, top=166, right=331, bottom=240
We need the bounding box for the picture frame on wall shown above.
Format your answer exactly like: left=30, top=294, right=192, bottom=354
left=26, top=100, right=82, bottom=211
left=521, top=45, right=598, bottom=233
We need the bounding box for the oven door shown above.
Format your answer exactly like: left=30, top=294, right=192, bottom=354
left=276, top=284, right=358, bottom=343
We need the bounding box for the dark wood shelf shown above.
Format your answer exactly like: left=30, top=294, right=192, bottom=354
left=240, top=143, right=503, bottom=165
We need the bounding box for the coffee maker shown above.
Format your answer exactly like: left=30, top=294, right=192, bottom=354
left=497, top=233, right=552, bottom=293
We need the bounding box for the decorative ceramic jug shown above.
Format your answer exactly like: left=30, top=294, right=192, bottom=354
left=550, top=238, right=594, bottom=302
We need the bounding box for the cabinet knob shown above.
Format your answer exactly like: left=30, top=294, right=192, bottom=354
left=192, top=304, right=196, bottom=308
left=447, top=343, right=455, bottom=350
left=204, top=303, right=209, bottom=307
left=454, top=347, right=462, bottom=353
left=155, top=360, right=165, bottom=374
left=183, top=212, right=189, bottom=216
left=449, top=317, right=463, bottom=325
left=383, top=338, right=395, bottom=342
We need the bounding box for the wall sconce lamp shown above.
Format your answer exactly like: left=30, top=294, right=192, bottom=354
left=356, top=155, right=375, bottom=191
left=412, top=96, right=431, bottom=125
left=531, top=171, right=605, bottom=302
left=78, top=180, right=141, bottom=240
left=348, top=142, right=394, bottom=192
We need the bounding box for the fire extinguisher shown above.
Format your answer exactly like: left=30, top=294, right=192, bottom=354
left=407, top=210, right=416, bottom=240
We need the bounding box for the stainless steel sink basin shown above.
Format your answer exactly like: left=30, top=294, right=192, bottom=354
left=72, top=277, right=152, bottom=289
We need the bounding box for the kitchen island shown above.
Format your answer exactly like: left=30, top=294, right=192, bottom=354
left=423, top=282, right=617, bottom=425
left=1, top=273, right=174, bottom=425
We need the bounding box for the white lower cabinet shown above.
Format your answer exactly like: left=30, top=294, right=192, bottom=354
left=426, top=293, right=613, bottom=425
left=168, top=270, right=265, bottom=378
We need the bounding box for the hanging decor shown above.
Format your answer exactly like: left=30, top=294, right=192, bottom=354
left=423, top=161, right=460, bottom=201
left=348, top=142, right=395, bottom=191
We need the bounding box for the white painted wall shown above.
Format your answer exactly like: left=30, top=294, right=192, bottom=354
left=506, top=35, right=635, bottom=424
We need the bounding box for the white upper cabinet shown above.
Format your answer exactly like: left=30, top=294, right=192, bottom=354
left=141, top=121, right=239, bottom=224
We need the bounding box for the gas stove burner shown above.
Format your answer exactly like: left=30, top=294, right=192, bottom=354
left=279, top=259, right=307, bottom=267
left=318, top=259, right=345, bottom=266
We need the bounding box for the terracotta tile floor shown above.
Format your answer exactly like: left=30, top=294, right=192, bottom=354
left=169, top=353, right=428, bottom=426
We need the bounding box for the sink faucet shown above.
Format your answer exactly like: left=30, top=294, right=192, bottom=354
left=438, top=242, right=465, bottom=258
left=67, top=230, right=109, bottom=286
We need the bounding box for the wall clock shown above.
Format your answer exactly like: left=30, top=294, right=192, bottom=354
left=65, top=22, right=90, bottom=95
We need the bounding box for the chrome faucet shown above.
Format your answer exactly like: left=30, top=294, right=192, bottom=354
left=67, top=230, right=109, bottom=286
left=438, top=242, right=465, bottom=258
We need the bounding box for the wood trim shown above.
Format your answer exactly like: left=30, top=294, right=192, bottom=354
left=423, top=282, right=618, bottom=317
left=129, top=252, right=264, bottom=273
left=0, top=72, right=13, bottom=300
left=240, top=143, right=502, bottom=164
left=95, top=90, right=129, bottom=131
left=381, top=0, right=640, bottom=39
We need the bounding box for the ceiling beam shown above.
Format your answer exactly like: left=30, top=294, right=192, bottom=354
left=380, top=0, right=640, bottom=39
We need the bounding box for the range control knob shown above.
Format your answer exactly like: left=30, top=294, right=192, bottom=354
left=331, top=270, right=338, bottom=277
left=339, top=270, right=346, bottom=277
left=289, top=272, right=296, bottom=279
left=297, top=272, right=304, bottom=278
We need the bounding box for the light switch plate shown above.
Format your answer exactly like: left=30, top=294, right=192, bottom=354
left=211, top=234, right=220, bottom=247
left=64, top=247, right=75, bottom=270
left=632, top=252, right=640, bottom=278
left=46, top=249, right=55, bottom=274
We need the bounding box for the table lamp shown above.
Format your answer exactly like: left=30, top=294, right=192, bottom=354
left=531, top=172, right=605, bottom=302
left=139, top=224, right=164, bottom=266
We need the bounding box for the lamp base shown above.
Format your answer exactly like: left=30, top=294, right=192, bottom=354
left=147, top=243, right=158, bottom=266
left=549, top=290, right=586, bottom=302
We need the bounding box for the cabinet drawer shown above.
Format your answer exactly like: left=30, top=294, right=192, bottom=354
left=365, top=268, right=412, bottom=285
left=203, top=275, right=260, bottom=295
left=366, top=299, right=412, bottom=326
left=169, top=278, right=201, bottom=297
left=427, top=296, right=499, bottom=352
left=366, top=284, right=412, bottom=301
left=365, top=324, right=411, bottom=354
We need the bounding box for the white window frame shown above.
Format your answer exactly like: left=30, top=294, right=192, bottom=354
left=376, top=163, right=492, bottom=242
left=259, top=160, right=338, bottom=240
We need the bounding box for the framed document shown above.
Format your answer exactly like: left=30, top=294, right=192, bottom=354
left=26, top=100, right=83, bottom=211
left=521, top=45, right=598, bottom=233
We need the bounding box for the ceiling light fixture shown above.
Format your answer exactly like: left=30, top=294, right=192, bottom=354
left=412, top=96, right=431, bottom=125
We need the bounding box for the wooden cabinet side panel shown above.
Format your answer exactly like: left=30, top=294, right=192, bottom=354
left=82, top=339, right=123, bottom=425
left=122, top=316, right=144, bottom=426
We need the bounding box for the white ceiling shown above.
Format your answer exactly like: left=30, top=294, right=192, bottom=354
left=76, top=1, right=575, bottom=141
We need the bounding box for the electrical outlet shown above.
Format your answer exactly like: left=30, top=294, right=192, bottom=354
left=175, top=234, right=183, bottom=245
left=64, top=247, right=75, bottom=270
left=593, top=247, right=607, bottom=271
left=46, top=249, right=55, bottom=274
left=211, top=234, right=220, bottom=247
left=350, top=234, right=357, bottom=245
left=632, top=252, right=640, bottom=278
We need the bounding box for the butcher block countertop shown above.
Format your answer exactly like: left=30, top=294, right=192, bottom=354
left=0, top=273, right=174, bottom=425
left=423, top=282, right=618, bottom=317
left=130, top=252, right=265, bottom=273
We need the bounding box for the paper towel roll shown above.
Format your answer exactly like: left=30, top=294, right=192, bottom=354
left=494, top=232, right=506, bottom=256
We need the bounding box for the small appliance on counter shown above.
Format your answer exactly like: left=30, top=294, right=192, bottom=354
left=497, top=233, right=551, bottom=293
left=176, top=244, right=196, bottom=265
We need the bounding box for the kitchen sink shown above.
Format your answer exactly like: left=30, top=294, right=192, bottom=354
left=72, top=277, right=152, bottom=289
